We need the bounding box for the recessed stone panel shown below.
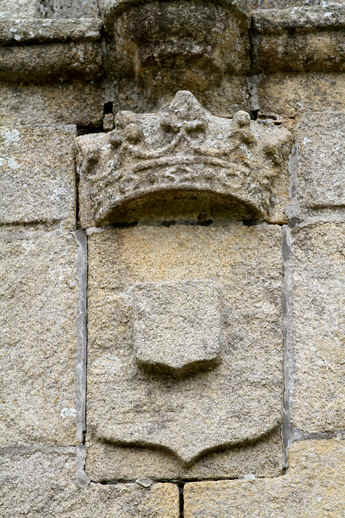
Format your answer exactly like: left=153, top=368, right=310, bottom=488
left=184, top=440, right=345, bottom=517
left=0, top=448, right=179, bottom=517
left=0, top=125, right=76, bottom=228
left=87, top=223, right=283, bottom=478
left=0, top=230, right=79, bottom=446
left=291, top=223, right=345, bottom=433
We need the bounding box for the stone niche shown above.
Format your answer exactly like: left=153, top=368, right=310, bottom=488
left=77, top=90, right=292, bottom=480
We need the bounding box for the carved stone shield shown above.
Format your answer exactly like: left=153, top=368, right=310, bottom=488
left=79, top=91, right=291, bottom=476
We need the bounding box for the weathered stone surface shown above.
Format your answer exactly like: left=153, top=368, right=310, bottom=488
left=253, top=6, right=345, bottom=73
left=103, top=0, right=249, bottom=95
left=131, top=281, right=223, bottom=376
left=40, top=0, right=99, bottom=18
left=290, top=223, right=345, bottom=433
left=254, top=4, right=345, bottom=33
left=0, top=81, right=104, bottom=127
left=257, top=73, right=345, bottom=118
left=77, top=91, right=292, bottom=227
left=295, top=112, right=345, bottom=217
left=0, top=18, right=102, bottom=44
left=0, top=41, right=102, bottom=82
left=0, top=125, right=76, bottom=227
left=109, top=74, right=251, bottom=119
left=0, top=230, right=79, bottom=446
left=0, top=0, right=40, bottom=17
left=0, top=448, right=179, bottom=517
left=87, top=427, right=283, bottom=480
left=87, top=223, right=283, bottom=478
left=184, top=440, right=345, bottom=517
left=247, top=0, right=339, bottom=8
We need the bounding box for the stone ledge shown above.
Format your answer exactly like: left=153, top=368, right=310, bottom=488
left=0, top=18, right=102, bottom=44
left=253, top=5, right=345, bottom=33
left=0, top=41, right=103, bottom=82
left=0, top=18, right=103, bottom=82
left=253, top=5, right=345, bottom=72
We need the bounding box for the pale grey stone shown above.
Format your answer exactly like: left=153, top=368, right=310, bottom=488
left=0, top=448, right=179, bottom=517
left=291, top=223, right=345, bottom=433
left=40, top=0, right=99, bottom=18
left=87, top=223, right=283, bottom=478
left=295, top=112, right=345, bottom=217
left=130, top=281, right=223, bottom=375
left=184, top=440, right=345, bottom=518
left=77, top=91, right=292, bottom=227
left=254, top=5, right=345, bottom=33
left=0, top=81, right=104, bottom=127
left=0, top=230, right=79, bottom=446
left=247, top=0, right=339, bottom=8
left=0, top=18, right=102, bottom=43
left=0, top=125, right=76, bottom=228
left=0, top=0, right=41, bottom=18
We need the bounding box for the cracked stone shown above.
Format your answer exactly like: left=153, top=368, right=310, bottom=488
left=184, top=440, right=345, bottom=517
left=0, top=448, right=179, bottom=517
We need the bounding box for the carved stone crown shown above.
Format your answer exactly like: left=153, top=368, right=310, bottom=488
left=77, top=91, right=292, bottom=226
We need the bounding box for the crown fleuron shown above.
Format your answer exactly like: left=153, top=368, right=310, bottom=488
left=76, top=91, right=292, bottom=227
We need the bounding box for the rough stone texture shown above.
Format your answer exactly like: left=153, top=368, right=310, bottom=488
left=253, top=6, right=345, bottom=73
left=257, top=73, right=345, bottom=118
left=0, top=125, right=76, bottom=228
left=87, top=223, right=283, bottom=478
left=295, top=112, right=345, bottom=218
left=0, top=18, right=102, bottom=44
left=87, top=428, right=283, bottom=481
left=0, top=230, right=79, bottom=446
left=0, top=81, right=104, bottom=127
left=107, top=74, right=251, bottom=125
left=0, top=0, right=40, bottom=17
left=254, top=5, right=345, bottom=32
left=247, top=0, right=341, bottom=7
left=131, top=281, right=223, bottom=375
left=77, top=91, right=292, bottom=227
left=0, top=41, right=102, bottom=82
left=103, top=0, right=249, bottom=108
left=290, top=223, right=345, bottom=433
left=184, top=440, right=345, bottom=517
left=102, top=0, right=251, bottom=115
left=0, top=448, right=179, bottom=517
left=40, top=0, right=99, bottom=18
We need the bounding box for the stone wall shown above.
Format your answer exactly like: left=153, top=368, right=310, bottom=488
left=1, top=1, right=345, bottom=516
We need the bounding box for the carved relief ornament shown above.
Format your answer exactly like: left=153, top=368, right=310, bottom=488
left=77, top=91, right=292, bottom=226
